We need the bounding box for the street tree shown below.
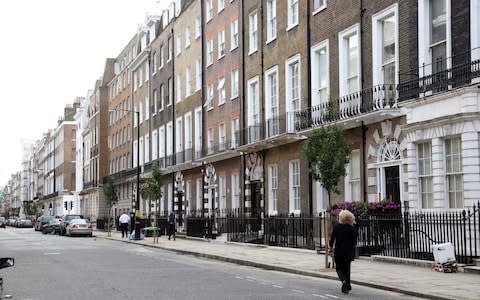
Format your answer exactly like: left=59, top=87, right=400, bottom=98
left=23, top=201, right=38, bottom=219
left=103, top=176, right=118, bottom=236
left=142, top=166, right=163, bottom=243
left=303, top=125, right=351, bottom=208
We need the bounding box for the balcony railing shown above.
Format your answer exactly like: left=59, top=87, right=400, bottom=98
left=398, top=47, right=480, bottom=101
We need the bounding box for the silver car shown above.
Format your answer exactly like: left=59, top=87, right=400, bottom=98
left=65, top=219, right=93, bottom=237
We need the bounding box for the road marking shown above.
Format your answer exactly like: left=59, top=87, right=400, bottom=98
left=272, top=285, right=283, bottom=289
left=43, top=252, right=60, bottom=255
left=312, top=295, right=328, bottom=298
left=291, top=289, right=305, bottom=294
left=325, top=294, right=339, bottom=298
left=235, top=276, right=243, bottom=280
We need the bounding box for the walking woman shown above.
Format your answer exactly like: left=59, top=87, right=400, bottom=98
left=329, top=209, right=356, bottom=294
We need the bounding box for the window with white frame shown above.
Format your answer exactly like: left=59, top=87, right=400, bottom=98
left=219, top=175, right=226, bottom=211
left=195, top=107, right=202, bottom=158
left=159, top=126, right=165, bottom=160
left=176, top=34, right=182, bottom=56
left=373, top=5, right=398, bottom=86
left=139, top=102, right=143, bottom=124
left=153, top=89, right=158, bottom=113
left=231, top=68, right=239, bottom=98
left=311, top=40, right=329, bottom=107
left=185, top=180, right=192, bottom=213
left=472, top=1, right=480, bottom=62
left=139, top=137, right=144, bottom=165
left=231, top=19, right=239, bottom=50
left=176, top=73, right=182, bottom=102
left=218, top=29, right=225, bottom=58
left=176, top=117, right=183, bottom=155
left=249, top=11, right=258, bottom=54
left=219, top=123, right=226, bottom=150
left=445, top=137, right=463, bottom=208
left=231, top=118, right=239, bottom=149
left=152, top=129, right=158, bottom=161
left=418, top=142, right=433, bottom=208
left=231, top=173, right=239, bottom=210
left=145, top=96, right=150, bottom=120
left=185, top=27, right=191, bottom=48
left=196, top=178, right=202, bottom=210
left=288, top=0, right=299, bottom=29
left=430, top=0, right=447, bottom=73
left=207, top=39, right=214, bottom=66
left=265, top=66, right=279, bottom=137
left=247, top=76, right=260, bottom=142
left=313, top=0, right=326, bottom=13
left=207, top=128, right=214, bottom=153
left=152, top=52, right=157, bottom=73
left=218, top=0, right=224, bottom=13
left=267, top=0, right=277, bottom=42
left=184, top=112, right=192, bottom=153
left=218, top=76, right=226, bottom=105
left=168, top=37, right=173, bottom=62
left=186, top=66, right=191, bottom=97
left=289, top=160, right=300, bottom=214
left=339, top=25, right=360, bottom=96
left=196, top=57, right=202, bottom=91
left=195, top=16, right=201, bottom=39
left=166, top=122, right=173, bottom=159
left=418, top=0, right=450, bottom=76
left=268, top=164, right=278, bottom=215
left=206, top=0, right=213, bottom=21
left=286, top=55, right=300, bottom=132
left=159, top=84, right=164, bottom=111
left=144, top=134, right=150, bottom=163
left=346, top=150, right=361, bottom=202
left=159, top=46, right=164, bottom=68
left=207, top=83, right=214, bottom=109
left=168, top=77, right=173, bottom=106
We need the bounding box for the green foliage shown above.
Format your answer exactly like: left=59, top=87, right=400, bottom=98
left=103, top=176, right=118, bottom=235
left=323, top=99, right=338, bottom=122
left=103, top=176, right=118, bottom=208
left=303, top=126, right=351, bottom=206
left=23, top=201, right=38, bottom=218
left=142, top=166, right=163, bottom=201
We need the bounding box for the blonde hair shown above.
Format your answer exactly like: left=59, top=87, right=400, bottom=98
left=338, top=210, right=355, bottom=225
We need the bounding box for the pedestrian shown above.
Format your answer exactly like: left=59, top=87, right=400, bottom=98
left=119, top=212, right=130, bottom=238
left=168, top=212, right=176, bottom=241
left=329, top=209, right=356, bottom=294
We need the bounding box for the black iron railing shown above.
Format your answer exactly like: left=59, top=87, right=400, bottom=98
left=398, top=47, right=480, bottom=101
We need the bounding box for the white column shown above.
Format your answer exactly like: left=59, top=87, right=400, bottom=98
left=462, top=129, right=480, bottom=208
left=431, top=138, right=445, bottom=208
left=406, top=137, right=419, bottom=208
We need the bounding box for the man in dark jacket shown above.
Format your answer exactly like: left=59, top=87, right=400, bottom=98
left=168, top=212, right=176, bottom=241
left=329, top=209, right=356, bottom=294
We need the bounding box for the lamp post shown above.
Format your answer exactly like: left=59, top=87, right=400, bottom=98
left=111, top=108, right=141, bottom=240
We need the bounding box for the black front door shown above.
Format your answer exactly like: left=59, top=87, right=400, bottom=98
left=385, top=166, right=400, bottom=204
left=250, top=181, right=262, bottom=217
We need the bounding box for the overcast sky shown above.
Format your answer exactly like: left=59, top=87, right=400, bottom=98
left=0, top=0, right=171, bottom=185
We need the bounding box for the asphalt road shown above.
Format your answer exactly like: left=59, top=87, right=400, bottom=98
left=0, top=227, right=424, bottom=300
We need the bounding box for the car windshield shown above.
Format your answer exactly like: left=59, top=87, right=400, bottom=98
left=42, top=216, right=54, bottom=222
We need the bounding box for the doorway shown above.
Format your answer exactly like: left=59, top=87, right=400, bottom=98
left=385, top=166, right=400, bottom=204
left=250, top=181, right=262, bottom=217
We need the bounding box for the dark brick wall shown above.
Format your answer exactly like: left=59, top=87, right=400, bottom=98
left=452, top=0, right=471, bottom=62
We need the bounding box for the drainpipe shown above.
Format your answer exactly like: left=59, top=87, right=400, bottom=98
left=240, top=0, right=246, bottom=211
left=306, top=0, right=313, bottom=216
left=200, top=0, right=206, bottom=218
left=171, top=24, right=176, bottom=214
left=360, top=0, right=367, bottom=203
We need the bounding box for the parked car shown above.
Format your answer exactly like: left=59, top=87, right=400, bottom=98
left=42, top=219, right=62, bottom=234
left=7, top=218, right=17, bottom=227
left=35, top=216, right=55, bottom=231
left=16, top=218, right=34, bottom=228
left=59, top=214, right=84, bottom=236
left=65, top=219, right=92, bottom=237
left=0, top=217, right=6, bottom=228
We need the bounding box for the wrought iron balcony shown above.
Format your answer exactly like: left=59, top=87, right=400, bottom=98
left=398, top=48, right=480, bottom=101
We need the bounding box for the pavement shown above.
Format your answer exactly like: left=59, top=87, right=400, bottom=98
left=94, top=230, right=479, bottom=300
